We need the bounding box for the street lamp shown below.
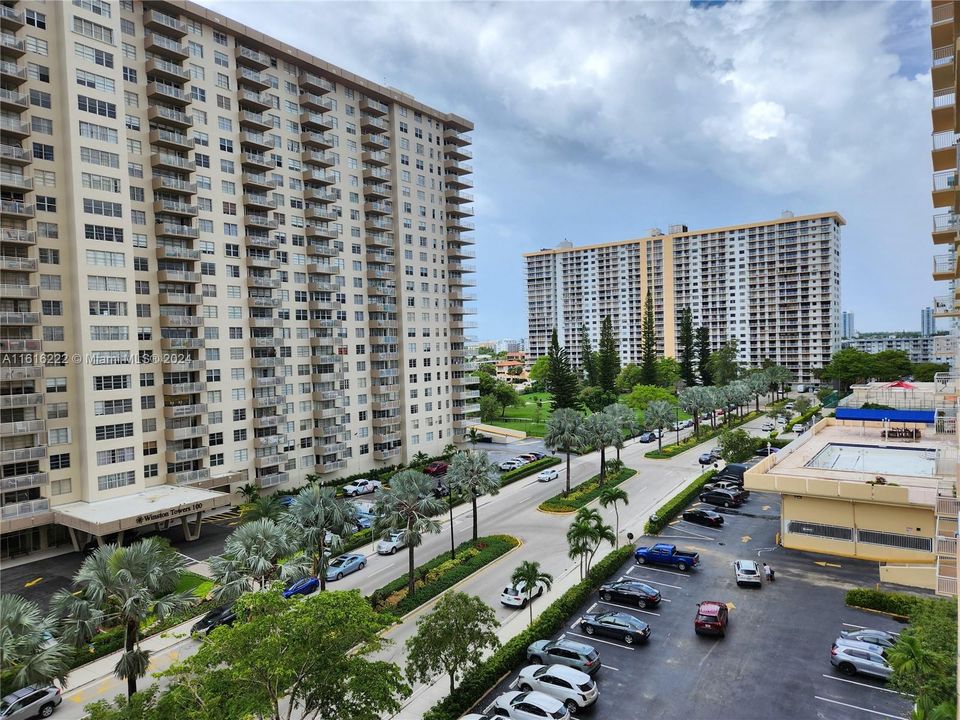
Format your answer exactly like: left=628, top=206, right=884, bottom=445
left=674, top=380, right=686, bottom=446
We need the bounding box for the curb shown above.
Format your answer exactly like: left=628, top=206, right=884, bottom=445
left=536, top=469, right=637, bottom=515
left=845, top=604, right=910, bottom=623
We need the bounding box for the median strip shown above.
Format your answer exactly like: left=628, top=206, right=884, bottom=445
left=538, top=467, right=636, bottom=513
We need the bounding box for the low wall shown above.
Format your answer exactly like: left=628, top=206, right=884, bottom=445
left=879, top=563, right=937, bottom=591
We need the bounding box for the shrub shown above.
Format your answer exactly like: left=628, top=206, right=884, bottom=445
left=645, top=412, right=763, bottom=459
left=788, top=404, right=823, bottom=432
left=498, top=456, right=561, bottom=488
left=538, top=468, right=636, bottom=513
left=644, top=469, right=717, bottom=534
left=845, top=588, right=922, bottom=619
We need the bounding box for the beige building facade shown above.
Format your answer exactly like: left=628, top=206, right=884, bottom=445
left=0, top=0, right=478, bottom=556
left=525, top=212, right=844, bottom=384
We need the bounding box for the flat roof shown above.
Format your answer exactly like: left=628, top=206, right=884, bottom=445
left=54, top=485, right=231, bottom=535
left=806, top=443, right=938, bottom=477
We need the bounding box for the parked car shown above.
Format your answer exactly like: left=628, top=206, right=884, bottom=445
left=839, top=629, right=898, bottom=648
left=703, top=480, right=749, bottom=499
left=485, top=691, right=571, bottom=720
left=526, top=639, right=600, bottom=675
left=681, top=508, right=724, bottom=527
left=512, top=664, right=598, bottom=713
left=499, top=459, right=523, bottom=471
left=785, top=403, right=795, bottom=411
left=537, top=468, right=559, bottom=483
left=598, top=580, right=661, bottom=608
left=579, top=611, right=651, bottom=645
left=283, top=576, right=320, bottom=598
left=635, top=543, right=699, bottom=571
left=698, top=448, right=724, bottom=465
left=713, top=460, right=759, bottom=484
left=698, top=488, right=744, bottom=508
left=694, top=600, right=729, bottom=637
left=477, top=434, right=494, bottom=443
left=325, top=552, right=366, bottom=581
left=423, top=461, right=448, bottom=476
left=518, top=454, right=539, bottom=463
left=376, top=531, right=406, bottom=555
left=637, top=431, right=659, bottom=443
left=761, top=421, right=775, bottom=432
left=776, top=415, right=788, bottom=425
left=831, top=641, right=892, bottom=680
left=529, top=451, right=547, bottom=460
left=191, top=603, right=237, bottom=636
left=353, top=513, right=373, bottom=530
left=734, top=559, right=762, bottom=587
left=501, top=579, right=547, bottom=608
left=342, top=478, right=381, bottom=496
left=0, top=685, right=62, bottom=720
left=754, top=446, right=778, bottom=457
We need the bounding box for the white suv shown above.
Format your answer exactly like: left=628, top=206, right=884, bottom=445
left=376, top=531, right=406, bottom=555
left=486, top=691, right=570, bottom=720
left=501, top=579, right=546, bottom=608
left=734, top=559, right=762, bottom=587
left=512, top=664, right=598, bottom=712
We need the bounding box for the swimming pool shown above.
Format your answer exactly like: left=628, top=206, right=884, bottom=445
left=805, top=443, right=938, bottom=477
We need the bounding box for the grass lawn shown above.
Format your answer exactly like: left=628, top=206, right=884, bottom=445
left=175, top=570, right=214, bottom=599
left=488, top=392, right=553, bottom=437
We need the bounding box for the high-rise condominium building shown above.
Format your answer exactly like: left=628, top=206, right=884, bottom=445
left=841, top=310, right=855, bottom=339
left=525, top=211, right=844, bottom=384
left=921, top=305, right=936, bottom=336
left=0, top=0, right=478, bottom=557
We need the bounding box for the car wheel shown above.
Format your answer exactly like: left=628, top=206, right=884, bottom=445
left=359, top=562, right=365, bottom=570
left=529, top=655, right=543, bottom=665
left=565, top=700, right=580, bottom=713
left=838, top=662, right=857, bottom=676
left=677, top=562, right=688, bottom=571
left=637, top=556, right=647, bottom=565
left=520, top=683, right=533, bottom=692
left=624, top=634, right=635, bottom=645
left=600, top=591, right=611, bottom=601
left=389, top=547, right=397, bottom=555
left=638, top=599, right=647, bottom=609
left=336, top=572, right=343, bottom=580
left=521, top=598, right=529, bottom=608
left=39, top=704, right=55, bottom=719
left=723, top=501, right=731, bottom=508
left=584, top=625, right=595, bottom=635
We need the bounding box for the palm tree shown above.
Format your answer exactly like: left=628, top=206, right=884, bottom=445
left=598, top=486, right=629, bottom=547
left=51, top=538, right=195, bottom=698
left=569, top=507, right=615, bottom=575
left=411, top=451, right=429, bottom=466
left=240, top=494, right=284, bottom=523
left=746, top=370, right=771, bottom=413
left=373, top=470, right=445, bottom=597
left=280, top=484, right=356, bottom=591
left=911, top=696, right=956, bottom=720
left=543, top=408, right=585, bottom=497
left=705, top=386, right=723, bottom=429
left=603, top=403, right=637, bottom=462
left=644, top=400, right=676, bottom=452
left=442, top=443, right=457, bottom=456
left=729, top=380, right=752, bottom=419
left=446, top=450, right=501, bottom=541
left=581, top=411, right=619, bottom=486
left=679, top=386, right=708, bottom=437
left=768, top=365, right=793, bottom=401
left=0, top=594, right=71, bottom=693
left=237, top=482, right=260, bottom=503
left=510, top=560, right=553, bottom=626
left=207, top=518, right=309, bottom=603
left=887, top=634, right=935, bottom=679
left=465, top=427, right=481, bottom=447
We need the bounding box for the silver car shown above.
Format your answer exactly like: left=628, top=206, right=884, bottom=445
left=526, top=638, right=601, bottom=675
left=831, top=640, right=892, bottom=680
left=839, top=628, right=898, bottom=649
left=0, top=686, right=62, bottom=719
left=734, top=559, right=763, bottom=587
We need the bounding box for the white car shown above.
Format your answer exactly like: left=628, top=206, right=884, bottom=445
left=499, top=459, right=523, bottom=471
left=376, top=531, right=406, bottom=555
left=734, top=559, right=763, bottom=587
left=537, top=469, right=559, bottom=483
left=501, top=579, right=547, bottom=608
left=342, top=478, right=381, bottom=496
left=761, top=421, right=775, bottom=432
left=512, top=664, right=598, bottom=712
left=485, top=690, right=571, bottom=720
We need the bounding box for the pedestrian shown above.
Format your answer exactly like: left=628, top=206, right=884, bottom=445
left=763, top=563, right=772, bottom=582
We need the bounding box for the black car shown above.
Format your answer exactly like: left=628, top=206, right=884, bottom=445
left=698, top=489, right=744, bottom=508
left=681, top=508, right=724, bottom=527
left=579, top=611, right=651, bottom=645
left=637, top=431, right=659, bottom=443
left=529, top=451, right=546, bottom=460
left=598, top=580, right=661, bottom=608
left=755, top=446, right=778, bottom=457
left=191, top=603, right=236, bottom=636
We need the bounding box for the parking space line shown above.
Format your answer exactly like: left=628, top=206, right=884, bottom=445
left=623, top=575, right=682, bottom=590
left=820, top=675, right=909, bottom=696
left=629, top=565, right=690, bottom=578
left=566, top=631, right=636, bottom=651
left=596, top=599, right=660, bottom=617
left=841, top=623, right=900, bottom=635
left=814, top=696, right=907, bottom=719
left=570, top=616, right=584, bottom=630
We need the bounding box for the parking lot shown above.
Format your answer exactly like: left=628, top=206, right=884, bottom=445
left=484, top=492, right=915, bottom=720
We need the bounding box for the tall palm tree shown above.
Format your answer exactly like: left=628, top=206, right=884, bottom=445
left=644, top=400, right=676, bottom=452
left=598, top=486, right=629, bottom=547
left=280, top=484, right=356, bottom=591
left=705, top=386, right=723, bottom=429
left=446, top=450, right=501, bottom=541
left=510, top=560, right=553, bottom=626
left=768, top=365, right=792, bottom=400
left=465, top=427, right=481, bottom=447
left=581, top=411, right=619, bottom=486
left=240, top=494, right=284, bottom=523
left=373, top=470, right=445, bottom=597
left=679, top=386, right=708, bottom=437
left=543, top=408, right=586, bottom=497
left=568, top=507, right=615, bottom=575
left=603, top=403, right=637, bottom=462
left=0, top=594, right=71, bottom=693
left=207, top=518, right=309, bottom=603
left=51, top=538, right=195, bottom=698
left=746, top=370, right=771, bottom=413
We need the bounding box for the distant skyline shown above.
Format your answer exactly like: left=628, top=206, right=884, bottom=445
left=200, top=0, right=936, bottom=338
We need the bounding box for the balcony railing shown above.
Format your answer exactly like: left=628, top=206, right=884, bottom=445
left=934, top=87, right=955, bottom=109
left=933, top=3, right=954, bottom=25
left=933, top=213, right=960, bottom=233
left=933, top=130, right=958, bottom=150
left=1, top=498, right=49, bottom=520
left=933, top=170, right=957, bottom=190
left=934, top=45, right=954, bottom=67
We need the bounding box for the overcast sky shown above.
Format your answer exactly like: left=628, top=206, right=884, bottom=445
left=200, top=0, right=935, bottom=340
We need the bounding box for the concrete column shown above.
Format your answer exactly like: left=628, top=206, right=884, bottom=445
left=181, top=512, right=203, bottom=541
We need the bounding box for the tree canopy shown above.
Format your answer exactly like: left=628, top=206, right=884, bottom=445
left=695, top=326, right=712, bottom=385
left=545, top=328, right=580, bottom=409
left=678, top=307, right=696, bottom=386
left=596, top=315, right=620, bottom=393
left=624, top=384, right=676, bottom=412
left=640, top=290, right=657, bottom=385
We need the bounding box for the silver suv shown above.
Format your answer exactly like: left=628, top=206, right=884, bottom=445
left=0, top=686, right=62, bottom=719
left=734, top=559, right=762, bottom=587
left=831, top=640, right=892, bottom=680
left=526, top=639, right=600, bottom=675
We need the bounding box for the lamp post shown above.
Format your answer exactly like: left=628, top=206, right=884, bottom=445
left=674, top=380, right=686, bottom=446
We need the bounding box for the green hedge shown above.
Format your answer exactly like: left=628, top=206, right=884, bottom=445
left=422, top=545, right=636, bottom=720
left=645, top=411, right=763, bottom=459
left=644, top=469, right=717, bottom=534
left=370, top=535, right=519, bottom=618
left=538, top=467, right=636, bottom=513
left=499, top=456, right=561, bottom=487
left=787, top=404, right=823, bottom=432
left=845, top=588, right=923, bottom=620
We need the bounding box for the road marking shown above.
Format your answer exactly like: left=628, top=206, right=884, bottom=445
left=566, top=631, right=636, bottom=651
left=813, top=696, right=907, bottom=719
left=815, top=560, right=842, bottom=568
left=762, top=505, right=772, bottom=511
left=596, top=599, right=660, bottom=617
left=600, top=664, right=620, bottom=671
left=23, top=577, right=42, bottom=588
left=678, top=520, right=722, bottom=532
left=741, top=535, right=752, bottom=543
left=629, top=565, right=690, bottom=578
left=176, top=552, right=199, bottom=565
left=841, top=623, right=900, bottom=635
left=820, top=675, right=910, bottom=696
left=570, top=616, right=584, bottom=630
left=725, top=602, right=735, bottom=610
left=623, top=575, right=682, bottom=590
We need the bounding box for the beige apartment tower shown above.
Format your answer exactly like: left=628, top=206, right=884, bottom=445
left=0, top=0, right=478, bottom=557
left=525, top=212, right=844, bottom=385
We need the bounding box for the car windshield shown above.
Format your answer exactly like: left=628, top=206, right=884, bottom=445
left=741, top=568, right=757, bottom=575
left=696, top=613, right=715, bottom=622
left=330, top=557, right=346, bottom=567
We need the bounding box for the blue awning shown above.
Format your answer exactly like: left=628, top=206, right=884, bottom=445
left=835, top=408, right=936, bottom=424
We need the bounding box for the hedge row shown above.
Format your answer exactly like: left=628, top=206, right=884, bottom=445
left=538, top=467, right=636, bottom=513
left=422, top=545, right=636, bottom=720
left=499, top=456, right=562, bottom=487
left=845, top=588, right=923, bottom=620
left=645, top=411, right=764, bottom=459
left=370, top=535, right=519, bottom=617
left=787, top=404, right=823, bottom=432
left=644, top=469, right=717, bottom=534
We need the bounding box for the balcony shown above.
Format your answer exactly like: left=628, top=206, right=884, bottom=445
left=934, top=294, right=959, bottom=317
left=251, top=356, right=285, bottom=368
left=0, top=201, right=32, bottom=218
left=148, top=105, right=193, bottom=129
left=239, top=131, right=273, bottom=152
left=933, top=253, right=958, bottom=281
left=443, top=128, right=472, bottom=146
left=933, top=170, right=957, bottom=205
left=145, top=57, right=190, bottom=82
left=241, top=152, right=273, bottom=171
left=248, top=275, right=281, bottom=289
left=445, top=159, right=473, bottom=175
left=362, top=166, right=391, bottom=182
left=305, top=188, right=337, bottom=204
left=0, top=363, right=41, bottom=382
left=303, top=169, right=336, bottom=186
left=365, top=217, right=393, bottom=232
left=158, top=222, right=199, bottom=239
left=166, top=446, right=209, bottom=464
left=0, top=5, right=24, bottom=31
left=0, top=144, right=30, bottom=165
left=247, top=296, right=281, bottom=309
left=300, top=111, right=334, bottom=132
left=152, top=175, right=197, bottom=195
left=158, top=292, right=202, bottom=306
left=236, top=45, right=271, bottom=70
left=157, top=269, right=201, bottom=283
left=306, top=224, right=338, bottom=240
left=0, top=59, right=24, bottom=86
left=448, top=217, right=475, bottom=232
left=144, top=8, right=188, bottom=37
left=1, top=472, right=47, bottom=492
left=365, top=232, right=393, bottom=248
left=0, top=339, right=40, bottom=352
left=169, top=468, right=211, bottom=486
left=156, top=245, right=200, bottom=261
left=0, top=311, right=39, bottom=325
left=0, top=418, right=44, bottom=436
left=239, top=110, right=272, bottom=131
left=317, top=459, right=347, bottom=474
left=249, top=316, right=282, bottom=329
left=310, top=244, right=340, bottom=258
left=299, top=72, right=334, bottom=95
left=245, top=214, right=279, bottom=230
left=1, top=499, right=50, bottom=522
left=446, top=203, right=474, bottom=218
left=164, top=424, right=207, bottom=442
left=242, top=173, right=276, bottom=191
left=146, top=32, right=189, bottom=61
left=361, top=133, right=390, bottom=150
left=152, top=152, right=195, bottom=172
left=366, top=267, right=396, bottom=282
left=300, top=92, right=334, bottom=113
left=0, top=34, right=25, bottom=58
left=246, top=255, right=280, bottom=269
left=448, top=244, right=476, bottom=260
left=301, top=131, right=334, bottom=150
left=932, top=130, right=958, bottom=171
left=238, top=67, right=270, bottom=90
left=159, top=314, right=202, bottom=327
left=239, top=90, right=271, bottom=112
left=444, top=144, right=472, bottom=161
left=257, top=471, right=289, bottom=488
left=306, top=206, right=337, bottom=222
left=360, top=98, right=389, bottom=116
left=163, top=402, right=208, bottom=419
left=147, top=82, right=190, bottom=107
left=361, top=150, right=390, bottom=167
left=0, top=392, right=43, bottom=409
left=246, top=234, right=278, bottom=250
left=0, top=88, right=28, bottom=112
left=444, top=172, right=473, bottom=189
left=364, top=182, right=391, bottom=200
left=0, top=171, right=30, bottom=190
left=933, top=45, right=956, bottom=92
left=445, top=187, right=474, bottom=204
left=374, top=447, right=401, bottom=461
left=243, top=193, right=277, bottom=210
left=149, top=128, right=194, bottom=151
left=303, top=149, right=335, bottom=168
left=154, top=199, right=198, bottom=218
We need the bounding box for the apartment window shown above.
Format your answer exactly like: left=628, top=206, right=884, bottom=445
left=97, top=471, right=136, bottom=491
left=36, top=196, right=56, bottom=212
left=79, top=121, right=118, bottom=143
left=84, top=223, right=125, bottom=242
left=191, top=87, right=206, bottom=103
left=73, top=0, right=111, bottom=18
left=50, top=455, right=71, bottom=472
left=76, top=68, right=115, bottom=93
left=73, top=17, right=114, bottom=45
left=46, top=378, right=67, bottom=393
left=40, top=274, right=61, bottom=291
left=32, top=143, right=54, bottom=161
left=80, top=146, right=118, bottom=167
left=26, top=62, right=49, bottom=82
left=213, top=31, right=228, bottom=46
left=25, top=36, right=48, bottom=55
left=25, top=9, right=46, bottom=28
left=29, top=89, right=51, bottom=109
left=122, top=66, right=137, bottom=83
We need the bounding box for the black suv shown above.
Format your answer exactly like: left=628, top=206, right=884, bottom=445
left=698, top=488, right=745, bottom=508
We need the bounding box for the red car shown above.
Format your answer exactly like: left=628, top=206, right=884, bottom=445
left=694, top=601, right=729, bottom=637
left=423, top=461, right=448, bottom=476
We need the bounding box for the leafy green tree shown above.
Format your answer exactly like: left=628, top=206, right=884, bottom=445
left=477, top=345, right=496, bottom=356
left=52, top=538, right=195, bottom=698
left=412, top=451, right=429, bottom=466
left=0, top=594, right=71, bottom=695
left=476, top=368, right=497, bottom=396
left=544, top=408, right=586, bottom=497
left=696, top=326, right=712, bottom=385
left=718, top=429, right=755, bottom=463
left=208, top=519, right=309, bottom=603
left=237, top=483, right=260, bottom=503
left=596, top=315, right=620, bottom=392
left=405, top=592, right=500, bottom=695
left=872, top=349, right=913, bottom=381
left=678, top=307, right=696, bottom=386
left=644, top=400, right=676, bottom=452
left=280, top=485, right=355, bottom=592
left=446, top=450, right=501, bottom=541
left=545, top=328, right=580, bottom=409
left=82, top=686, right=169, bottom=720
left=819, top=348, right=873, bottom=390
left=624, top=384, right=676, bottom=412
left=579, top=385, right=616, bottom=413
left=640, top=289, right=657, bottom=385
left=615, top=363, right=644, bottom=394
left=581, top=411, right=619, bottom=485
left=793, top=395, right=812, bottom=415
left=240, top=494, right=284, bottom=523
left=158, top=590, right=407, bottom=720
left=510, top=561, right=553, bottom=626
left=603, top=402, right=638, bottom=462
left=598, top=486, right=629, bottom=547
left=373, top=470, right=444, bottom=597
left=492, top=381, right=520, bottom=418
left=655, top=357, right=681, bottom=388
left=528, top=355, right=550, bottom=385
left=745, top=369, right=771, bottom=412
left=913, top=362, right=950, bottom=382
left=566, top=508, right=614, bottom=578
left=479, top=395, right=499, bottom=422
left=579, top=324, right=596, bottom=386
left=679, top=386, right=710, bottom=437
left=708, top=339, right=740, bottom=386
left=767, top=364, right=793, bottom=400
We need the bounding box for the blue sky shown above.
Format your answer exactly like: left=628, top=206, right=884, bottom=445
left=200, top=0, right=936, bottom=339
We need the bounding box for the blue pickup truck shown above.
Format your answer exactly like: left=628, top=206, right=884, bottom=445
left=634, top=543, right=700, bottom=571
